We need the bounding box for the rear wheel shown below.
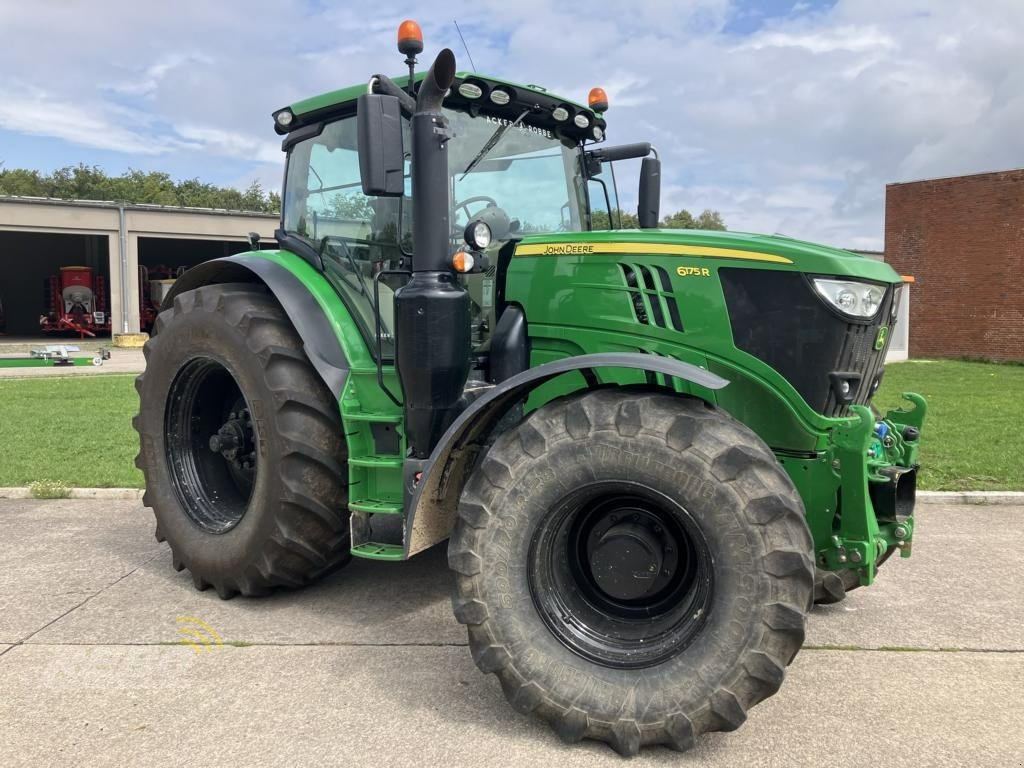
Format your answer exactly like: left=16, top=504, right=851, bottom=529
left=134, top=283, right=350, bottom=598
left=449, top=390, right=814, bottom=754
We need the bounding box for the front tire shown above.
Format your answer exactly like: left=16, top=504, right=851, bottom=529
left=134, top=283, right=350, bottom=598
left=448, top=390, right=814, bottom=755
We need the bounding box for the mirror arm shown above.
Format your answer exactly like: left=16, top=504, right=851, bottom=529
left=368, top=75, right=416, bottom=116
left=585, top=142, right=653, bottom=165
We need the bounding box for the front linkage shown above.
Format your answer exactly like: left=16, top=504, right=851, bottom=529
left=826, top=393, right=927, bottom=586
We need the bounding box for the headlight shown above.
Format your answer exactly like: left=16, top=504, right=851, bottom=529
left=812, top=278, right=886, bottom=319
left=465, top=219, right=492, bottom=251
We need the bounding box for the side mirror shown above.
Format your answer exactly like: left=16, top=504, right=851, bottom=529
left=357, top=93, right=404, bottom=196
left=638, top=156, right=661, bottom=229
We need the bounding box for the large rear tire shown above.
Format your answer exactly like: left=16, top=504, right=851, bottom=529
left=448, top=390, right=814, bottom=755
left=134, top=283, right=350, bottom=598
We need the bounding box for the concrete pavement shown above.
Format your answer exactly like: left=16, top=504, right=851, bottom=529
left=1, top=499, right=1021, bottom=766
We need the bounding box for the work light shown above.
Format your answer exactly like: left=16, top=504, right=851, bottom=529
left=274, top=109, right=294, bottom=128
left=465, top=219, right=492, bottom=251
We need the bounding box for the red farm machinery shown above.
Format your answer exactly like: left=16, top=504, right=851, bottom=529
left=39, top=266, right=111, bottom=338
left=38, top=264, right=186, bottom=337
left=139, top=265, right=186, bottom=332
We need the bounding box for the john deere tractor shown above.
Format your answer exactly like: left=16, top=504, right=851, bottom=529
left=135, top=21, right=926, bottom=755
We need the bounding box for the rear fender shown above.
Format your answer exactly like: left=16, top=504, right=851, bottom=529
left=162, top=254, right=351, bottom=397
left=403, top=352, right=729, bottom=556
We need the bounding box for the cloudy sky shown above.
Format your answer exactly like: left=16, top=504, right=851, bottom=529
left=1, top=0, right=1020, bottom=249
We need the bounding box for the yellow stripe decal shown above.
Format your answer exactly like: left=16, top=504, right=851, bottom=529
left=514, top=241, right=793, bottom=264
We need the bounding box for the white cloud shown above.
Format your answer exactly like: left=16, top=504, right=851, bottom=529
left=174, top=124, right=281, bottom=165
left=734, top=26, right=896, bottom=54
left=0, top=86, right=184, bottom=155
left=107, top=53, right=214, bottom=98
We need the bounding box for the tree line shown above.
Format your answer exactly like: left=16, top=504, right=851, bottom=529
left=592, top=208, right=726, bottom=230
left=0, top=163, right=281, bottom=213
left=0, top=163, right=726, bottom=231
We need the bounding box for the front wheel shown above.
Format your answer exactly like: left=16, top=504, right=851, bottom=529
left=448, top=390, right=814, bottom=755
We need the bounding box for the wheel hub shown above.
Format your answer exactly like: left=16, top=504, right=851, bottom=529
left=528, top=482, right=713, bottom=669
left=587, top=509, right=680, bottom=601
left=209, top=408, right=255, bottom=469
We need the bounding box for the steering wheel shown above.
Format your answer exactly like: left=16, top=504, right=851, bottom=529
left=454, top=195, right=499, bottom=223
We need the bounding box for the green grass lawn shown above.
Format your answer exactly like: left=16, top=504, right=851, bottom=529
left=0, top=360, right=1021, bottom=491
left=0, top=374, right=143, bottom=488
left=874, top=360, right=1024, bottom=491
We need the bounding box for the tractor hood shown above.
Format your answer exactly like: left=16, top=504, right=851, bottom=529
left=512, top=229, right=902, bottom=284
left=505, top=226, right=907, bottom=440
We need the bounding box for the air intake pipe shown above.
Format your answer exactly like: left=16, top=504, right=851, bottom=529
left=394, top=48, right=472, bottom=458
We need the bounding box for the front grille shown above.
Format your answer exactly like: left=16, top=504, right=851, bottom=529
left=721, top=269, right=896, bottom=416
left=620, top=264, right=684, bottom=332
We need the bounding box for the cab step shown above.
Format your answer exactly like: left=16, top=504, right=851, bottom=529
left=342, top=411, right=404, bottom=424
left=349, top=454, right=404, bottom=469
left=351, top=542, right=405, bottom=561
left=349, top=499, right=403, bottom=515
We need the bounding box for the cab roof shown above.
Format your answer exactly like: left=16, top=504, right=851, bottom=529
left=274, top=71, right=605, bottom=144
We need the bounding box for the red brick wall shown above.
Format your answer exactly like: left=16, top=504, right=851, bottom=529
left=884, top=169, right=1024, bottom=362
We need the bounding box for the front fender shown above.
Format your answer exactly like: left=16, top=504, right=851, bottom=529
left=402, top=352, right=729, bottom=556
left=162, top=254, right=351, bottom=398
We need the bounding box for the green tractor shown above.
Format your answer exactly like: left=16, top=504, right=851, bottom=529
left=135, top=21, right=926, bottom=755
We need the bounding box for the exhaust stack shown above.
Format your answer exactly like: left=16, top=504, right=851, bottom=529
left=394, top=48, right=471, bottom=459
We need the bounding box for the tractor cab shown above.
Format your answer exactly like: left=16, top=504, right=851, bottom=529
left=272, top=62, right=656, bottom=364
left=277, top=94, right=584, bottom=354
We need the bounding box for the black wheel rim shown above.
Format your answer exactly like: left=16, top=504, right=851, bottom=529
left=164, top=357, right=257, bottom=534
left=528, top=481, right=714, bottom=669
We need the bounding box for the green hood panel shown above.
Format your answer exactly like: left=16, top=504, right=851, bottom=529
left=506, top=228, right=904, bottom=451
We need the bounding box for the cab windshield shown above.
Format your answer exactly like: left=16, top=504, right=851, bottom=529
left=446, top=110, right=587, bottom=235
left=282, top=106, right=587, bottom=356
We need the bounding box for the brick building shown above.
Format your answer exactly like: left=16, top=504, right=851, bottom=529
left=885, top=169, right=1024, bottom=362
